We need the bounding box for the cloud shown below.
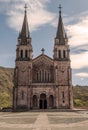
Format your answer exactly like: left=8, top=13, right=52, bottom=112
left=1, top=0, right=88, bottom=71
left=51, top=10, right=88, bottom=52
left=75, top=72, right=88, bottom=77
left=64, top=12, right=88, bottom=69
left=71, top=44, right=88, bottom=54
left=0, top=0, right=55, bottom=32
left=66, top=13, right=88, bottom=47
left=71, top=52, right=88, bottom=69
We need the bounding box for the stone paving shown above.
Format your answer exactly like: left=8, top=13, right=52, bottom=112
left=0, top=110, right=88, bottom=130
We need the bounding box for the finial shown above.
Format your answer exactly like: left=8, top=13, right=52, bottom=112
left=58, top=4, right=62, bottom=15
left=24, top=4, right=27, bottom=13
left=41, top=48, right=45, bottom=54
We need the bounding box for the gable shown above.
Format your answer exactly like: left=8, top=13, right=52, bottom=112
left=33, top=54, right=53, bottom=67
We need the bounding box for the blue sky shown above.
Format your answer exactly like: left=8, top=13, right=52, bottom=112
left=0, top=0, right=88, bottom=86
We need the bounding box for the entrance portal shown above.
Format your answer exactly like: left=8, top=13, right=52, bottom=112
left=39, top=94, right=47, bottom=109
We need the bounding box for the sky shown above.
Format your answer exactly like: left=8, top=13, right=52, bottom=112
left=0, top=0, right=88, bottom=86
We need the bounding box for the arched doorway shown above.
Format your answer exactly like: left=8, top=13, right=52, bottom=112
left=33, top=95, right=37, bottom=108
left=49, top=95, right=54, bottom=108
left=39, top=93, right=47, bottom=109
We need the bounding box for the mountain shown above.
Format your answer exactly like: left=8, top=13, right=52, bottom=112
left=0, top=66, right=88, bottom=109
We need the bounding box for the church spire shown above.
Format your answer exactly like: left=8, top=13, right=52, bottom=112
left=17, top=5, right=33, bottom=60
left=56, top=5, right=67, bottom=44
left=19, top=4, right=30, bottom=43
left=53, top=5, right=69, bottom=60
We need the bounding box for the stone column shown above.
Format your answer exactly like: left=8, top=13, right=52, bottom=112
left=55, top=66, right=58, bottom=85
left=28, top=67, right=31, bottom=84
left=27, top=88, right=30, bottom=109
left=16, top=87, right=18, bottom=109
left=13, top=87, right=17, bottom=110
left=55, top=87, right=59, bottom=108
left=47, top=96, right=49, bottom=108
left=38, top=96, right=40, bottom=109
left=69, top=86, right=73, bottom=109
left=68, top=67, right=73, bottom=109
left=67, top=49, right=70, bottom=60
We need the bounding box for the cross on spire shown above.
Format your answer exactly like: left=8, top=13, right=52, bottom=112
left=58, top=4, right=62, bottom=14
left=24, top=4, right=27, bottom=13
left=19, top=4, right=30, bottom=41
left=56, top=4, right=66, bottom=42
left=41, top=48, right=45, bottom=54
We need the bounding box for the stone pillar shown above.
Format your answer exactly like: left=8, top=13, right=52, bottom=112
left=28, top=50, right=30, bottom=59
left=53, top=48, right=57, bottom=59
left=15, top=87, right=18, bottom=109
left=13, top=87, right=16, bottom=110
left=29, top=86, right=33, bottom=109
left=68, top=67, right=73, bottom=109
left=28, top=67, right=30, bottom=84
left=16, top=48, right=19, bottom=60
left=27, top=88, right=30, bottom=109
left=55, top=87, right=59, bottom=108
left=67, top=49, right=70, bottom=60
left=38, top=96, right=40, bottom=109
left=30, top=94, right=33, bottom=109
left=55, top=66, right=58, bottom=85
left=69, top=86, right=73, bottom=109
left=47, top=96, right=49, bottom=108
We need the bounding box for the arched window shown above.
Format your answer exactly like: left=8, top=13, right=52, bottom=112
left=63, top=100, right=65, bottom=103
left=62, top=91, right=64, bottom=99
left=21, top=91, right=24, bottom=100
left=37, top=72, right=38, bottom=81
left=20, top=50, right=23, bottom=58
left=40, top=70, right=41, bottom=82
left=48, top=72, right=50, bottom=81
left=63, top=50, right=66, bottom=58
left=42, top=70, right=44, bottom=82
left=25, top=50, right=28, bottom=58
left=58, top=50, right=61, bottom=58
left=45, top=71, right=46, bottom=81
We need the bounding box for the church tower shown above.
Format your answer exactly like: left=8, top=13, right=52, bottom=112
left=53, top=5, right=73, bottom=109
left=13, top=5, right=33, bottom=110
left=54, top=5, right=69, bottom=60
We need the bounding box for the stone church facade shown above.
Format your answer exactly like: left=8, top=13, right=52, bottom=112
left=13, top=6, right=73, bottom=110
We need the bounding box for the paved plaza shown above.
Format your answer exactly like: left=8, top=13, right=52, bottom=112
left=0, top=110, right=88, bottom=130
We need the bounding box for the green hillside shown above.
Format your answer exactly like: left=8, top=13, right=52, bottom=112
left=73, top=85, right=88, bottom=108
left=0, top=67, right=14, bottom=109
left=0, top=67, right=88, bottom=109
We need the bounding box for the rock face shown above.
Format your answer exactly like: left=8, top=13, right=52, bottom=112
left=13, top=6, right=73, bottom=111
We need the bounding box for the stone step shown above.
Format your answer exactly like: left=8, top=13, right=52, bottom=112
left=28, top=109, right=75, bottom=112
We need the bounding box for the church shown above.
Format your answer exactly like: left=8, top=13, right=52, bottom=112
left=13, top=5, right=73, bottom=110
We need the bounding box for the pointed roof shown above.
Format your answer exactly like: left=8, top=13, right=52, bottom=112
left=56, top=5, right=66, bottom=41
left=19, top=4, right=30, bottom=41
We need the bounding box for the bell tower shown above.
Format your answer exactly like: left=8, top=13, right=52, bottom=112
left=53, top=5, right=73, bottom=109
left=16, top=5, right=33, bottom=61
left=53, top=5, right=69, bottom=60
left=13, top=5, right=33, bottom=110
